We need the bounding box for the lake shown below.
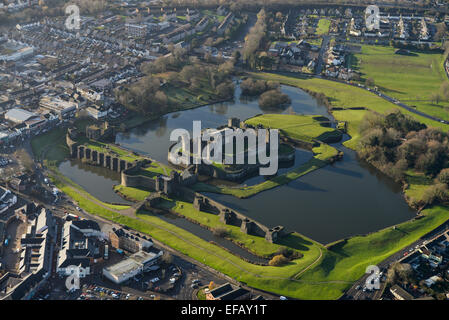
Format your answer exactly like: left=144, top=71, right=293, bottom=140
left=61, top=82, right=415, bottom=244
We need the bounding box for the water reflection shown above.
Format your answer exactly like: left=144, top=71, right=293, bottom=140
left=58, top=160, right=132, bottom=205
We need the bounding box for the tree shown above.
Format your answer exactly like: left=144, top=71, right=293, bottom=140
left=216, top=82, right=235, bottom=99
left=208, top=281, right=217, bottom=290
left=160, top=252, right=174, bottom=265
left=212, top=227, right=228, bottom=237
left=258, top=89, right=291, bottom=109
left=422, top=183, right=448, bottom=205
left=365, top=77, right=375, bottom=87
left=243, top=8, right=267, bottom=69
left=268, top=254, right=289, bottom=266
left=437, top=168, right=449, bottom=186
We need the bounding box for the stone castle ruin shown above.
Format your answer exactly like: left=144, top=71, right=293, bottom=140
left=193, top=195, right=286, bottom=243
left=66, top=120, right=287, bottom=244
left=167, top=117, right=296, bottom=181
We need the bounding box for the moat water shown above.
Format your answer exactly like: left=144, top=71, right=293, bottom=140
left=60, top=82, right=415, bottom=244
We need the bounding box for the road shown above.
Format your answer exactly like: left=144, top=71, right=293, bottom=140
left=342, top=219, right=449, bottom=300
left=315, top=35, right=330, bottom=75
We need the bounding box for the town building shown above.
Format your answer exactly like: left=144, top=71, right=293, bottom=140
left=39, top=95, right=78, bottom=118
left=206, top=282, right=251, bottom=300
left=125, top=23, right=148, bottom=38
left=102, top=250, right=162, bottom=284
left=390, top=284, right=414, bottom=300
left=109, top=227, right=153, bottom=253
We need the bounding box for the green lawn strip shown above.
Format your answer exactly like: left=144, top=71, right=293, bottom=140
left=192, top=143, right=338, bottom=198
left=404, top=171, right=435, bottom=202
left=301, top=205, right=449, bottom=290
left=113, top=185, right=151, bottom=202
left=354, top=44, right=449, bottom=121
left=245, top=114, right=341, bottom=143
left=157, top=198, right=295, bottom=258
left=135, top=211, right=327, bottom=298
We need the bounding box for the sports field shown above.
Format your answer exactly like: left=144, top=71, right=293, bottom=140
left=353, top=45, right=449, bottom=121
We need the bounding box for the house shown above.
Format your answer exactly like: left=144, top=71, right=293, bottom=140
left=86, top=105, right=109, bottom=120
left=0, top=186, right=17, bottom=215
left=19, top=207, right=56, bottom=275
left=217, top=12, right=234, bottom=35
left=9, top=174, right=30, bottom=192
left=424, top=275, right=443, bottom=287
left=390, top=284, right=414, bottom=300
left=39, top=95, right=78, bottom=118
left=125, top=23, right=147, bottom=38
left=109, top=227, right=153, bottom=253
left=56, top=219, right=103, bottom=278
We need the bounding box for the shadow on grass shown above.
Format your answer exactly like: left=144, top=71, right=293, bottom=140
left=277, top=233, right=313, bottom=252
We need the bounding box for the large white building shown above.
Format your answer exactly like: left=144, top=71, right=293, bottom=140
left=39, top=96, right=78, bottom=118
left=0, top=41, right=34, bottom=61
left=103, top=250, right=162, bottom=284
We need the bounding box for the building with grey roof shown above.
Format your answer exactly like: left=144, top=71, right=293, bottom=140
left=4, top=108, right=36, bottom=124
left=102, top=250, right=162, bottom=284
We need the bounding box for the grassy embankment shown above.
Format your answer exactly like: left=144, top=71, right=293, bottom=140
left=193, top=114, right=341, bottom=198
left=353, top=44, right=449, bottom=121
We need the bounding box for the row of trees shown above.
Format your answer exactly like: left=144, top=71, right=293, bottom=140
left=115, top=76, right=169, bottom=115
left=243, top=8, right=267, bottom=69
left=240, top=78, right=279, bottom=96
left=358, top=110, right=449, bottom=206
left=116, top=48, right=236, bottom=115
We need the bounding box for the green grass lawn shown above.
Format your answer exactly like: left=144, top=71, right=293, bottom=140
left=404, top=171, right=434, bottom=203
left=138, top=161, right=174, bottom=178
left=31, top=127, right=69, bottom=165
left=245, top=114, right=342, bottom=143
left=113, top=185, right=151, bottom=202
left=316, top=19, right=331, bottom=35
left=354, top=44, right=449, bottom=121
